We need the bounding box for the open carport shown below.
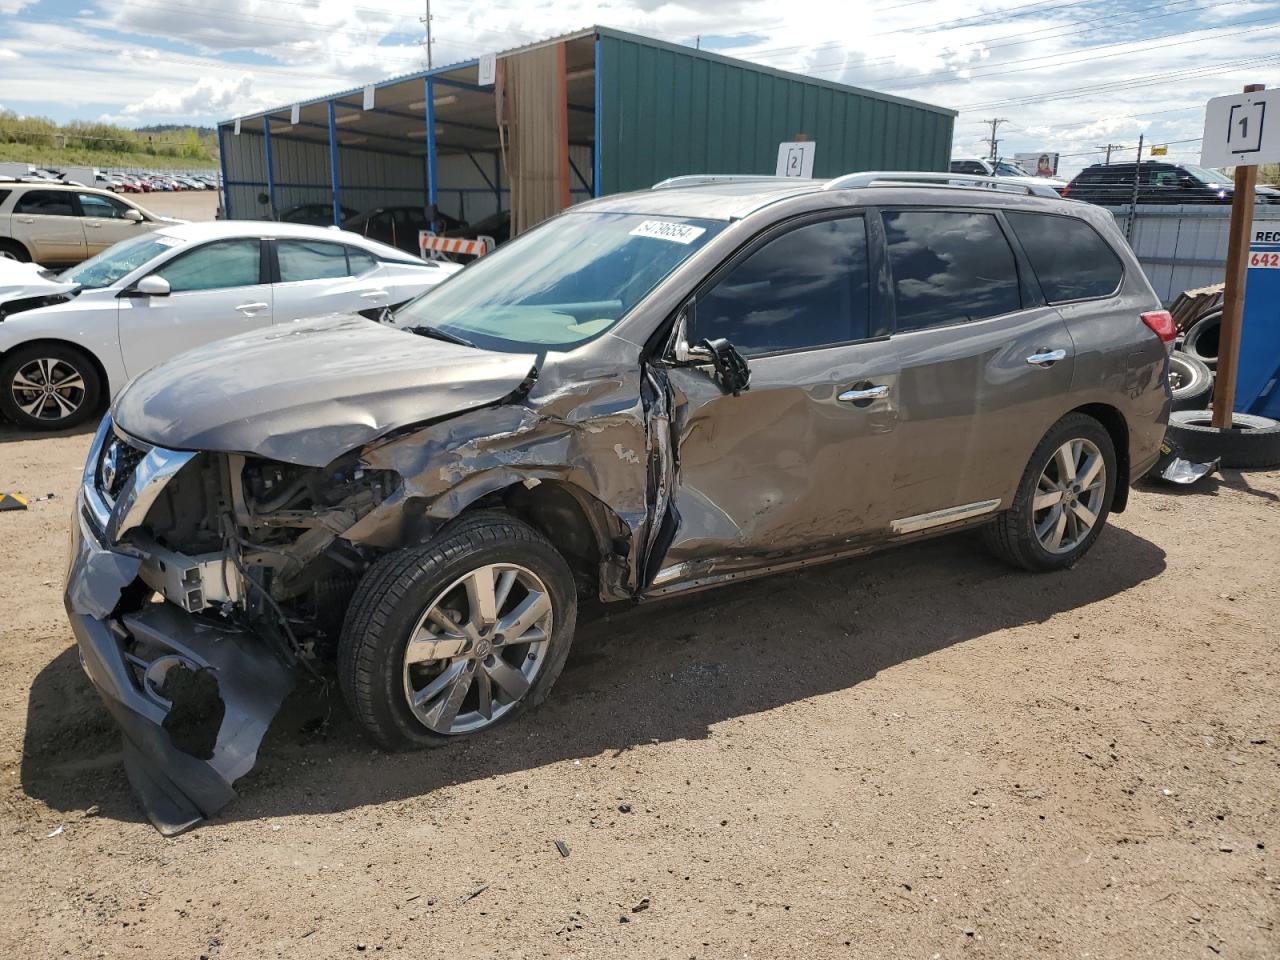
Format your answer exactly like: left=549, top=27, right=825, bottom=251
left=217, top=26, right=955, bottom=239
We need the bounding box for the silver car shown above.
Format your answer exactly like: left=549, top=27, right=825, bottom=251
left=64, top=172, right=1173, bottom=832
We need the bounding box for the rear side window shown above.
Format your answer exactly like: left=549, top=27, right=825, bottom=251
left=695, top=216, right=871, bottom=356
left=277, top=239, right=350, bottom=281
left=346, top=247, right=379, bottom=275
left=1005, top=212, right=1124, bottom=302
left=14, top=190, right=76, bottom=216
left=883, top=210, right=1022, bottom=332
left=0, top=189, right=10, bottom=208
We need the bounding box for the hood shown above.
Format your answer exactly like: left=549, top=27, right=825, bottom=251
left=113, top=313, right=538, bottom=466
left=0, top=259, right=79, bottom=311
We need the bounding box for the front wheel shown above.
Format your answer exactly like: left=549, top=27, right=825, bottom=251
left=984, top=413, right=1117, bottom=572
left=0, top=344, right=102, bottom=430
left=337, top=514, right=577, bottom=749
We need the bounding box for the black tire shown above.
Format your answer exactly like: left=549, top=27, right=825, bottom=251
left=1168, top=352, right=1214, bottom=411
left=0, top=239, right=31, bottom=263
left=0, top=343, right=103, bottom=430
left=337, top=513, right=577, bottom=750
left=1182, top=311, right=1221, bottom=370
left=1166, top=409, right=1280, bottom=469
left=984, top=412, right=1117, bottom=572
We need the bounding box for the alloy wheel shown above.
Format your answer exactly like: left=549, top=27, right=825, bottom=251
left=9, top=357, right=87, bottom=422
left=1032, top=438, right=1106, bottom=554
left=402, top=563, right=553, bottom=735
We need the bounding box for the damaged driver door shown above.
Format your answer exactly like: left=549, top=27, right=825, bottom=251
left=646, top=213, right=902, bottom=594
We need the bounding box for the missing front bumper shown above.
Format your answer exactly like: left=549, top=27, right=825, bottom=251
left=65, top=507, right=293, bottom=835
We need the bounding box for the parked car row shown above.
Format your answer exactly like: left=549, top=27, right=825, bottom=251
left=279, top=202, right=511, bottom=256
left=103, top=171, right=221, bottom=193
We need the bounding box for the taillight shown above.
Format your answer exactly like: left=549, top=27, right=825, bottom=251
left=1141, top=310, right=1177, bottom=343
left=1061, top=183, right=1070, bottom=197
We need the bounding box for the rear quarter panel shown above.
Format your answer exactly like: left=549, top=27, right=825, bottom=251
left=1055, top=214, right=1170, bottom=482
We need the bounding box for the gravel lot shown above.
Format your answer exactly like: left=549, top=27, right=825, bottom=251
left=1, top=425, right=1277, bottom=958
left=136, top=190, right=220, bottom=222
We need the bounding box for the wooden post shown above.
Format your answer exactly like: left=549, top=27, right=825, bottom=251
left=1212, top=82, right=1266, bottom=429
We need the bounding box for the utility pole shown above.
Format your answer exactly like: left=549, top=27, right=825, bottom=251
left=981, top=118, right=1009, bottom=161
left=420, top=0, right=434, bottom=69
left=1095, top=143, right=1124, bottom=165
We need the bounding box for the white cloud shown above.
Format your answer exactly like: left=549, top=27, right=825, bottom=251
left=0, top=49, right=20, bottom=62
left=121, top=74, right=262, bottom=118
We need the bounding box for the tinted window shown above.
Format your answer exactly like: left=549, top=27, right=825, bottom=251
left=883, top=210, right=1021, bottom=332
left=695, top=217, right=870, bottom=356
left=155, top=239, right=261, bottom=292
left=347, top=247, right=378, bottom=275
left=277, top=239, right=350, bottom=281
left=14, top=190, right=75, bottom=216
left=1005, top=212, right=1124, bottom=302
left=78, top=193, right=131, bottom=218
left=951, top=161, right=987, bottom=175
left=0, top=189, right=10, bottom=207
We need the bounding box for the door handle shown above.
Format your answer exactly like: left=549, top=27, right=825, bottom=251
left=235, top=302, right=269, bottom=314
left=838, top=384, right=890, bottom=403
left=1026, top=349, right=1068, bottom=367
left=359, top=290, right=389, bottom=300
left=16, top=216, right=34, bottom=224
left=85, top=222, right=102, bottom=229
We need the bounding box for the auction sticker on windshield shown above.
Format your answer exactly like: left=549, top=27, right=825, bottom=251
left=629, top=220, right=707, bottom=244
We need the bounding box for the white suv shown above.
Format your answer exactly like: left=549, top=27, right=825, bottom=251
left=0, top=182, right=172, bottom=266
left=950, top=158, right=1067, bottom=193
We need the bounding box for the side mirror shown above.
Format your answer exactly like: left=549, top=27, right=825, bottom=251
left=133, top=275, right=171, bottom=297
left=123, top=208, right=144, bottom=222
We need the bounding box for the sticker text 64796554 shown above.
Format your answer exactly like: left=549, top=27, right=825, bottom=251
left=628, top=220, right=707, bottom=244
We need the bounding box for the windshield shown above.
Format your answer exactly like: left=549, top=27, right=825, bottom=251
left=1180, top=164, right=1227, bottom=186
left=392, top=211, right=726, bottom=351
left=60, top=232, right=185, bottom=289
left=994, top=160, right=1030, bottom=177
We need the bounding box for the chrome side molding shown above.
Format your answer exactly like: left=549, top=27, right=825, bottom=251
left=891, top=499, right=1001, bottom=535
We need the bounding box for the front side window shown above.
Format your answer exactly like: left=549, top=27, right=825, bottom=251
left=346, top=247, right=379, bottom=275
left=78, top=193, right=131, bottom=219
left=393, top=212, right=726, bottom=351
left=277, top=239, right=350, bottom=282
left=1005, top=212, right=1124, bottom=303
left=154, top=239, right=261, bottom=293
left=694, top=216, right=870, bottom=356
left=883, top=210, right=1022, bottom=332
left=14, top=190, right=76, bottom=216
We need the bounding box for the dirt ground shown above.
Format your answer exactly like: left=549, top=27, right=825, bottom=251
left=136, top=190, right=219, bottom=222
left=0, top=423, right=1277, bottom=959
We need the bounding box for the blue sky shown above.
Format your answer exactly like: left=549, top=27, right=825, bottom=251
left=4, top=0, right=1280, bottom=175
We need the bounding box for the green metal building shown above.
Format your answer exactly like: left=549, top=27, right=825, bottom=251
left=218, top=26, right=955, bottom=233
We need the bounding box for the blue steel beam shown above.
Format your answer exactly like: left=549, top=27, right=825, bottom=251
left=217, top=124, right=232, bottom=218
left=424, top=78, right=438, bottom=208
left=327, top=101, right=342, bottom=226
left=262, top=116, right=276, bottom=219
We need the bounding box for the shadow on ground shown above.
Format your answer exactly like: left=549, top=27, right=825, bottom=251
left=0, top=420, right=95, bottom=445
left=20, top=525, right=1167, bottom=829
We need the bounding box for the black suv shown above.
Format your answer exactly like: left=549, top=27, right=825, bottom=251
left=1064, top=160, right=1280, bottom=206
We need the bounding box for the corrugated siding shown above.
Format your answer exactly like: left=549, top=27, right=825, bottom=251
left=597, top=34, right=954, bottom=194
left=1110, top=205, right=1280, bottom=303
left=222, top=129, right=425, bottom=219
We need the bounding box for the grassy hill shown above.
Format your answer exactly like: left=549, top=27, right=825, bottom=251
left=0, top=112, right=218, bottom=170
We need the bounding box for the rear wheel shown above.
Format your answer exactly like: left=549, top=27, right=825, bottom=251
left=0, top=344, right=102, bottom=430
left=337, top=514, right=577, bottom=749
left=984, top=413, right=1117, bottom=572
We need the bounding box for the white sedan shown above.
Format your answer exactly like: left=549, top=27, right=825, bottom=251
left=0, top=221, right=461, bottom=429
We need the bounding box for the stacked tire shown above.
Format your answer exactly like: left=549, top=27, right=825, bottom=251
left=1166, top=410, right=1280, bottom=469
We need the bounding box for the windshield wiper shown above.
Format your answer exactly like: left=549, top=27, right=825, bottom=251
left=404, top=324, right=476, bottom=349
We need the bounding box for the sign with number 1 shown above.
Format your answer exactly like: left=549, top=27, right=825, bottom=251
left=1201, top=88, right=1280, bottom=166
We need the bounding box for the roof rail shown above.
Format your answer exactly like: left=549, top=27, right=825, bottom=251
left=651, top=174, right=801, bottom=190
left=824, top=171, right=1061, bottom=199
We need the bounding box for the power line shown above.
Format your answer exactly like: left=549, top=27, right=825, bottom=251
left=959, top=52, right=1280, bottom=110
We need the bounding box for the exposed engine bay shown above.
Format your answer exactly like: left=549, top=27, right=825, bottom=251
left=132, top=450, right=400, bottom=661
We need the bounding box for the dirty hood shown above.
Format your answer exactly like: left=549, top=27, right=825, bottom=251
left=113, top=313, right=537, bottom=465
left=0, top=259, right=78, bottom=309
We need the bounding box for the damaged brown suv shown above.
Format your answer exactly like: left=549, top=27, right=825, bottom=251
left=65, top=172, right=1174, bottom=832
